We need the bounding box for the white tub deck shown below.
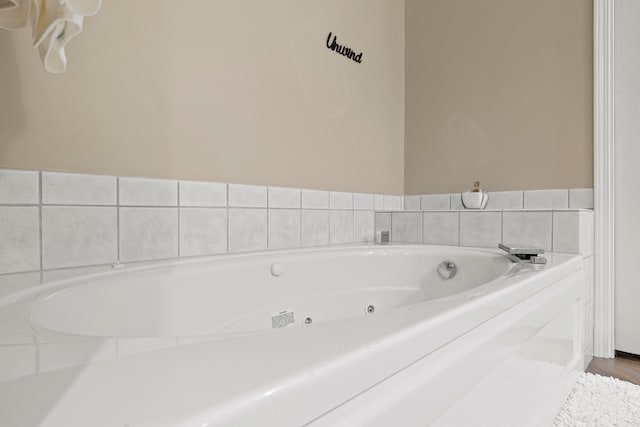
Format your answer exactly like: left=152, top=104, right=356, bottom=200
left=0, top=245, right=584, bottom=427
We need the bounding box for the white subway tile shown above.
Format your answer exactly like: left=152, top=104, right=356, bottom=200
left=353, top=193, right=374, bottom=210
left=42, top=172, right=116, bottom=205
left=301, top=189, right=329, bottom=209
left=569, top=188, right=594, bottom=209
left=329, top=192, right=353, bottom=210
left=228, top=209, right=267, bottom=252
left=423, top=212, right=459, bottom=246
left=228, top=184, right=267, bottom=208
left=42, top=207, right=118, bottom=269
left=119, top=208, right=178, bottom=262
left=459, top=211, right=502, bottom=248
left=374, top=195, right=385, bottom=210
left=0, top=169, right=39, bottom=204
left=330, top=211, right=354, bottom=244
left=383, top=195, right=402, bottom=211
left=580, top=211, right=594, bottom=257
left=552, top=211, right=580, bottom=253
left=404, top=195, right=421, bottom=211
left=375, top=212, right=392, bottom=237
left=523, top=189, right=569, bottom=209
left=553, top=211, right=594, bottom=256
left=301, top=210, right=329, bottom=247
left=354, top=210, right=375, bottom=243
left=268, top=209, right=301, bottom=249
left=391, top=212, right=422, bottom=243
left=486, top=191, right=523, bottom=210
left=450, top=193, right=464, bottom=210
left=179, top=208, right=227, bottom=257
left=502, top=211, right=552, bottom=251
left=420, top=194, right=450, bottom=210
left=268, top=187, right=300, bottom=209
left=0, top=207, right=40, bottom=274
left=119, top=177, right=178, bottom=206
left=179, top=181, right=226, bottom=207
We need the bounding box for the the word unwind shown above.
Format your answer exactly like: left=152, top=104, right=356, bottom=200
left=326, top=32, right=363, bottom=64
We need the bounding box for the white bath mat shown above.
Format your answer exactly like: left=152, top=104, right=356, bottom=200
left=554, top=372, right=640, bottom=426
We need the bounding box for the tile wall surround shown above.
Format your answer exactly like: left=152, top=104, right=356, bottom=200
left=0, top=168, right=405, bottom=293
left=404, top=188, right=594, bottom=211
left=377, top=209, right=594, bottom=255
left=0, top=169, right=598, bottom=377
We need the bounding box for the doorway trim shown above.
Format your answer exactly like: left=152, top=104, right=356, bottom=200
left=593, top=0, right=615, bottom=358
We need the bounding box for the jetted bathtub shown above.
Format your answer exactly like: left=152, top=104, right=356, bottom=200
left=0, top=245, right=585, bottom=427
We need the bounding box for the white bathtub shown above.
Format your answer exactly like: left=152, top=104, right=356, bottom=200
left=0, top=245, right=585, bottom=427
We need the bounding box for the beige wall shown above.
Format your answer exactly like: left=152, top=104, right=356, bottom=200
left=1, top=1, right=595, bottom=197
left=405, top=0, right=593, bottom=194
left=0, top=0, right=405, bottom=195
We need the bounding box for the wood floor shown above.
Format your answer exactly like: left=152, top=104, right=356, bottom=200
left=586, top=353, right=640, bottom=385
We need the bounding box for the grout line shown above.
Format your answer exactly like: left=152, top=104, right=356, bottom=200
left=9, top=204, right=577, bottom=212
left=266, top=189, right=270, bottom=250
left=69, top=205, right=368, bottom=210
left=0, top=268, right=42, bottom=278
left=108, top=204, right=180, bottom=208
left=457, top=211, right=461, bottom=246
left=37, top=262, right=121, bottom=276
left=116, top=177, right=120, bottom=263
left=38, top=171, right=43, bottom=276
left=226, top=184, right=229, bottom=254
left=352, top=208, right=355, bottom=243
left=177, top=181, right=181, bottom=257
left=373, top=211, right=377, bottom=241
left=328, top=209, right=332, bottom=245
left=66, top=204, right=237, bottom=209
left=551, top=211, right=555, bottom=252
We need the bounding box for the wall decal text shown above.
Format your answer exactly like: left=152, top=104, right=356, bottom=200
left=326, top=32, right=363, bottom=64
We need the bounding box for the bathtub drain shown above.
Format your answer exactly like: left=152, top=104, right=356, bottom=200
left=366, top=305, right=376, bottom=314
left=304, top=317, right=313, bottom=324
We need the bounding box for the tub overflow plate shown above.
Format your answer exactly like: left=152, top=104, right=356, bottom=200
left=437, top=260, right=457, bottom=280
